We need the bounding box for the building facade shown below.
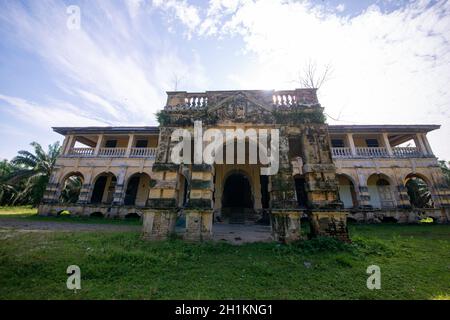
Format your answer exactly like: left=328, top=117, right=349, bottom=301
left=38, top=89, right=450, bottom=242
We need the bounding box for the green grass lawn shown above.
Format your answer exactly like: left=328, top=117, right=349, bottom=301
left=0, top=207, right=449, bottom=300
left=0, top=206, right=141, bottom=225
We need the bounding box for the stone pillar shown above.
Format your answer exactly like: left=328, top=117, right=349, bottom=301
left=184, top=209, right=213, bottom=241
left=184, top=164, right=214, bottom=241
left=414, top=133, right=427, bottom=156
left=298, top=124, right=349, bottom=240
left=60, top=136, right=70, bottom=156
left=142, top=209, right=177, bottom=240
left=112, top=167, right=127, bottom=206
left=270, top=210, right=301, bottom=242
left=396, top=184, right=412, bottom=209
left=309, top=211, right=349, bottom=241
left=268, top=128, right=303, bottom=242
left=420, top=133, right=433, bottom=156
left=142, top=127, right=179, bottom=240
left=346, top=133, right=357, bottom=157
left=77, top=172, right=93, bottom=205
left=64, top=135, right=75, bottom=155
left=125, top=134, right=135, bottom=157
left=39, top=167, right=62, bottom=215
left=94, top=134, right=104, bottom=156
left=355, top=170, right=371, bottom=208
left=382, top=132, right=393, bottom=156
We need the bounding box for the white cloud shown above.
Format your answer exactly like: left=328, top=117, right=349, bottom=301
left=0, top=1, right=208, bottom=129
left=191, top=0, right=450, bottom=160
left=152, top=0, right=201, bottom=38
left=0, top=94, right=108, bottom=128
left=336, top=3, right=345, bottom=13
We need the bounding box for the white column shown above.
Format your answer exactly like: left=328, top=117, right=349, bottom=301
left=382, top=132, right=393, bottom=156
left=420, top=133, right=433, bottom=156
left=94, top=134, right=104, bottom=156
left=125, top=134, right=135, bottom=157
left=414, top=133, right=427, bottom=156
left=61, top=136, right=70, bottom=155
left=64, top=135, right=75, bottom=155
left=346, top=133, right=357, bottom=156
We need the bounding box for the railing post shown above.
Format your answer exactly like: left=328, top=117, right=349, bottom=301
left=94, top=134, right=104, bottom=156
left=346, top=133, right=357, bottom=157
left=125, top=134, right=134, bottom=157
left=382, top=133, right=393, bottom=156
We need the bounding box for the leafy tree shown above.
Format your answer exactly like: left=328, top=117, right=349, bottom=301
left=9, top=142, right=61, bottom=206
left=0, top=160, right=19, bottom=205
left=438, top=160, right=450, bottom=186
left=59, top=175, right=83, bottom=204
left=406, top=177, right=432, bottom=208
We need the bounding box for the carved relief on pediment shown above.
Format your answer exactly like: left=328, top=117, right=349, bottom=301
left=210, top=94, right=274, bottom=123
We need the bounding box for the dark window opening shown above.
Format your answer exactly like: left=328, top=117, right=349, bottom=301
left=288, top=138, right=303, bottom=159
left=135, top=139, right=148, bottom=148
left=105, top=140, right=117, bottom=148
left=366, top=139, right=379, bottom=148
left=294, top=176, right=309, bottom=208
left=91, top=176, right=107, bottom=204
left=331, top=139, right=345, bottom=148
left=124, top=176, right=140, bottom=205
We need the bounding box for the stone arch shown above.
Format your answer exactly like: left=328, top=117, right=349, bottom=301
left=58, top=171, right=84, bottom=204
left=336, top=173, right=358, bottom=209
left=404, top=172, right=434, bottom=208
left=90, top=172, right=117, bottom=204
left=221, top=170, right=254, bottom=223
left=367, top=173, right=396, bottom=209
left=124, top=172, right=151, bottom=206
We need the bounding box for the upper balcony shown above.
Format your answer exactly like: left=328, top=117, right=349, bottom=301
left=53, top=126, right=159, bottom=159
left=164, top=88, right=320, bottom=110
left=328, top=125, right=440, bottom=160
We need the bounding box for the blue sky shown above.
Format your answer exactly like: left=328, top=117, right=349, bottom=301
left=0, top=0, right=449, bottom=160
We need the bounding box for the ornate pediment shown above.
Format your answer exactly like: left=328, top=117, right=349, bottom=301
left=207, top=92, right=274, bottom=123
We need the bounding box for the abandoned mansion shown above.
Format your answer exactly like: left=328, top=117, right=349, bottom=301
left=38, top=89, right=450, bottom=242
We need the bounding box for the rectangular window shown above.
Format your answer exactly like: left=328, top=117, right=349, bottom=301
left=331, top=139, right=345, bottom=148
left=104, top=140, right=117, bottom=148
left=135, top=139, right=148, bottom=148
left=366, top=139, right=379, bottom=148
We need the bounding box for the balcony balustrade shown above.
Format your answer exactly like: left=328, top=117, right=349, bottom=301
left=356, top=147, right=388, bottom=158
left=129, top=147, right=157, bottom=158
left=67, top=147, right=94, bottom=157
left=392, top=147, right=422, bottom=158
left=332, top=146, right=426, bottom=159
left=65, top=147, right=157, bottom=159
left=98, top=147, right=127, bottom=157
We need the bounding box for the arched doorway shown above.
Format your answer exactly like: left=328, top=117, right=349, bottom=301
left=90, top=172, right=117, bottom=204
left=222, top=172, right=253, bottom=223
left=124, top=173, right=151, bottom=206
left=367, top=174, right=395, bottom=209
left=59, top=172, right=84, bottom=204
left=337, top=174, right=357, bottom=208
left=405, top=174, right=434, bottom=208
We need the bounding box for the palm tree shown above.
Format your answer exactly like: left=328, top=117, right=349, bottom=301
left=59, top=175, right=83, bottom=204
left=406, top=177, right=433, bottom=208
left=0, top=159, right=19, bottom=205
left=9, top=141, right=61, bottom=206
